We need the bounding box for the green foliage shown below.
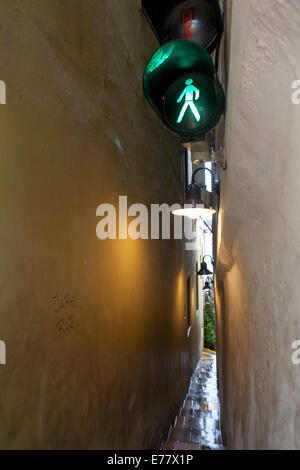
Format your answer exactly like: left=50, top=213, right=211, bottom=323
left=204, top=297, right=216, bottom=350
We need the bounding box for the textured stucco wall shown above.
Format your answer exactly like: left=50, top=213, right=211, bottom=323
left=216, top=0, right=300, bottom=450
left=0, top=0, right=204, bottom=449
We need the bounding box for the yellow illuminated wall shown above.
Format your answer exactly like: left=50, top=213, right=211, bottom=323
left=0, top=0, right=204, bottom=449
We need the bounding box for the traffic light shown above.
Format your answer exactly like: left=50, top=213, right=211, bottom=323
left=142, top=0, right=223, bottom=53
left=143, top=39, right=225, bottom=140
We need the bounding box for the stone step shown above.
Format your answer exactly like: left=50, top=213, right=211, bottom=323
left=183, top=399, right=220, bottom=412
left=161, top=440, right=202, bottom=451
left=186, top=395, right=219, bottom=404
left=176, top=415, right=221, bottom=432
left=160, top=354, right=224, bottom=451
left=161, top=440, right=226, bottom=451
left=169, top=426, right=223, bottom=446
left=180, top=408, right=220, bottom=421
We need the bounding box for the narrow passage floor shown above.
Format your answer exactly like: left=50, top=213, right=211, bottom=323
left=161, top=349, right=225, bottom=450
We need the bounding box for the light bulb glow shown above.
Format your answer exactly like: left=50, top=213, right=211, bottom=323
left=172, top=206, right=216, bottom=220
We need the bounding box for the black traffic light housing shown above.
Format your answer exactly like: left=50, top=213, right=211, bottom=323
left=143, top=40, right=225, bottom=140
left=142, top=1, right=225, bottom=141
left=142, top=0, right=223, bottom=53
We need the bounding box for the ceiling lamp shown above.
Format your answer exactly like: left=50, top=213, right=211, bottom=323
left=197, top=255, right=215, bottom=276
left=172, top=166, right=217, bottom=220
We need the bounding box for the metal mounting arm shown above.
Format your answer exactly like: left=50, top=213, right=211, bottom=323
left=203, top=255, right=215, bottom=266
left=191, top=167, right=219, bottom=194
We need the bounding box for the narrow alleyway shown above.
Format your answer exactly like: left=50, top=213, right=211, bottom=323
left=161, top=350, right=225, bottom=450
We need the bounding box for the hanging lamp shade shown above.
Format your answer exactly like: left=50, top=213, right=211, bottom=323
left=197, top=261, right=213, bottom=276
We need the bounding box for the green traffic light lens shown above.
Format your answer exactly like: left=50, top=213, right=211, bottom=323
left=143, top=40, right=225, bottom=138
left=163, top=73, right=224, bottom=137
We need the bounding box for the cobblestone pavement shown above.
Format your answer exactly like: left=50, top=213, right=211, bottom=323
left=161, top=349, right=226, bottom=450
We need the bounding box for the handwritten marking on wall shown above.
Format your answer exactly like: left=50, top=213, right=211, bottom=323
left=52, top=293, right=81, bottom=338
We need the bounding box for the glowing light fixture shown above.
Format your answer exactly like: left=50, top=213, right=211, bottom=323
left=172, top=206, right=214, bottom=220
left=172, top=166, right=217, bottom=220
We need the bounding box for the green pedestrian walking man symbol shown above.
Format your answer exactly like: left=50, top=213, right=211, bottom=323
left=177, top=78, right=201, bottom=124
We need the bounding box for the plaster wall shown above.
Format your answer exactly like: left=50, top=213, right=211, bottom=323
left=0, top=0, right=204, bottom=449
left=216, top=0, right=300, bottom=449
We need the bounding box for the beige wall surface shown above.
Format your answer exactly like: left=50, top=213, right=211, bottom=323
left=0, top=0, right=203, bottom=449
left=217, top=0, right=300, bottom=450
